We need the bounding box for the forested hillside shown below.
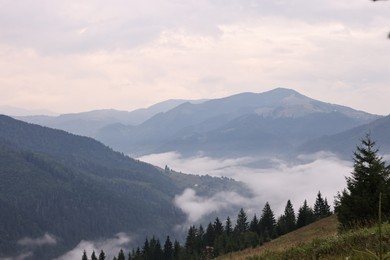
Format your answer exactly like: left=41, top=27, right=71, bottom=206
left=0, top=115, right=246, bottom=259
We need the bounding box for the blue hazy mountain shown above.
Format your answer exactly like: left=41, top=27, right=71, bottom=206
left=16, top=99, right=206, bottom=137
left=298, top=114, right=390, bottom=159
left=95, top=88, right=379, bottom=158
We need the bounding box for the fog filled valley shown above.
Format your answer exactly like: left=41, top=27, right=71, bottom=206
left=1, top=88, right=390, bottom=259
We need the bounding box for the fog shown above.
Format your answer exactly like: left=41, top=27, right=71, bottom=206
left=55, top=233, right=132, bottom=260
left=139, top=151, right=352, bottom=223
left=0, top=233, right=57, bottom=260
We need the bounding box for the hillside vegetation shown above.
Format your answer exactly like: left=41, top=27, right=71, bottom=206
left=219, top=215, right=390, bottom=259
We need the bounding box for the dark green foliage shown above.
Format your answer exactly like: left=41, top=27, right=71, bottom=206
left=276, top=200, right=296, bottom=236
left=82, top=250, right=88, bottom=260
left=235, top=208, right=249, bottom=233
left=117, top=249, right=125, bottom=260
left=0, top=115, right=247, bottom=258
left=259, top=202, right=276, bottom=240
left=249, top=214, right=260, bottom=234
left=163, top=236, right=173, bottom=260
left=91, top=251, right=97, bottom=260
left=335, top=134, right=390, bottom=229
left=98, top=250, right=106, bottom=260
left=225, top=216, right=233, bottom=235
left=313, top=191, right=331, bottom=220
left=297, top=200, right=315, bottom=228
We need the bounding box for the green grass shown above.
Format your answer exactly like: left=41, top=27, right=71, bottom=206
left=218, top=215, right=390, bottom=260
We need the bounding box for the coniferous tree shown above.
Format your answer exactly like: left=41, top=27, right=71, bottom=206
left=205, top=222, right=215, bottom=246
left=335, top=134, right=390, bottom=228
left=185, top=226, right=197, bottom=255
left=314, top=191, right=332, bottom=220
left=259, top=202, right=276, bottom=240
left=142, top=238, right=150, bottom=259
left=249, top=214, right=259, bottom=234
left=173, top=240, right=181, bottom=260
left=213, top=217, right=224, bottom=237
left=225, top=216, right=233, bottom=235
left=98, top=250, right=105, bottom=260
left=91, top=251, right=97, bottom=260
left=235, top=208, right=249, bottom=233
left=284, top=200, right=296, bottom=233
left=296, top=200, right=315, bottom=228
left=117, top=249, right=125, bottom=260
left=82, top=250, right=88, bottom=260
left=163, top=236, right=173, bottom=260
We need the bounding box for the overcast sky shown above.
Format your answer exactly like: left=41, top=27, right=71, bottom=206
left=1, top=0, right=389, bottom=115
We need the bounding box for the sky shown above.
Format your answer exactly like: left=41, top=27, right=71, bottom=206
left=0, top=0, right=389, bottom=115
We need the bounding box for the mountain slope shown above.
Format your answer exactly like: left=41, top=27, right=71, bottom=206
left=0, top=115, right=245, bottom=259
left=95, top=88, right=379, bottom=158
left=299, top=114, right=390, bottom=158
left=16, top=99, right=205, bottom=137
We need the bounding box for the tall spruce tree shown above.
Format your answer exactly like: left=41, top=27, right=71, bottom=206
left=91, top=251, right=97, bottom=260
left=296, top=200, right=315, bottom=228
left=235, top=208, right=249, bottom=233
left=225, top=216, right=233, bottom=235
left=259, top=202, right=276, bottom=240
left=117, top=249, right=125, bottom=260
left=82, top=250, right=88, bottom=260
left=163, top=236, right=173, bottom=260
left=335, top=134, right=390, bottom=228
left=314, top=191, right=331, bottom=220
left=98, top=250, right=106, bottom=260
left=277, top=200, right=296, bottom=235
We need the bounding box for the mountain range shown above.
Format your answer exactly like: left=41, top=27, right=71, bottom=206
left=0, top=115, right=246, bottom=259
left=15, top=88, right=389, bottom=161
left=16, top=99, right=206, bottom=138
left=94, top=88, right=382, bottom=158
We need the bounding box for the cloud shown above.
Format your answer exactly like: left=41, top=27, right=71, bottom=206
left=17, top=233, right=57, bottom=247
left=0, top=1, right=389, bottom=114
left=174, top=188, right=250, bottom=224
left=140, top=152, right=352, bottom=222
left=55, top=233, right=132, bottom=260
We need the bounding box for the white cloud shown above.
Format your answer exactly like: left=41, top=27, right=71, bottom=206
left=0, top=1, right=389, bottom=114
left=140, top=152, right=352, bottom=222
left=55, top=233, right=132, bottom=260
left=17, top=233, right=57, bottom=247
left=174, top=188, right=249, bottom=223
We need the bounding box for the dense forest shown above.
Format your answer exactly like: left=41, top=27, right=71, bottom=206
left=82, top=192, right=331, bottom=260
left=0, top=115, right=247, bottom=259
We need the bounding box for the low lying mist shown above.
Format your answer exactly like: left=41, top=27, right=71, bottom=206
left=56, top=233, right=132, bottom=260
left=139, top=151, right=352, bottom=223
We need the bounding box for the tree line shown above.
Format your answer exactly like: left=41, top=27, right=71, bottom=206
left=81, top=192, right=332, bottom=260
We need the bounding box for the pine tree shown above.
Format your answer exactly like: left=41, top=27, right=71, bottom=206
left=163, top=236, right=173, bottom=260
left=213, top=217, right=224, bottom=237
left=335, top=134, right=390, bottom=228
left=91, top=251, right=97, bottom=260
left=314, top=191, right=332, bottom=220
left=117, top=249, right=125, bottom=260
left=225, top=216, right=233, bottom=235
left=98, top=250, right=106, bottom=260
left=296, top=200, right=315, bottom=228
left=205, top=222, right=215, bottom=246
left=276, top=200, right=296, bottom=235
left=249, top=214, right=259, bottom=234
left=259, top=202, right=276, bottom=240
left=173, top=240, right=181, bottom=260
left=235, top=208, right=249, bottom=233
left=82, top=250, right=88, bottom=260
left=185, top=226, right=197, bottom=255
left=284, top=200, right=296, bottom=232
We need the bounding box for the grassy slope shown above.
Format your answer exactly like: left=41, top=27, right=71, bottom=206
left=219, top=215, right=390, bottom=260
